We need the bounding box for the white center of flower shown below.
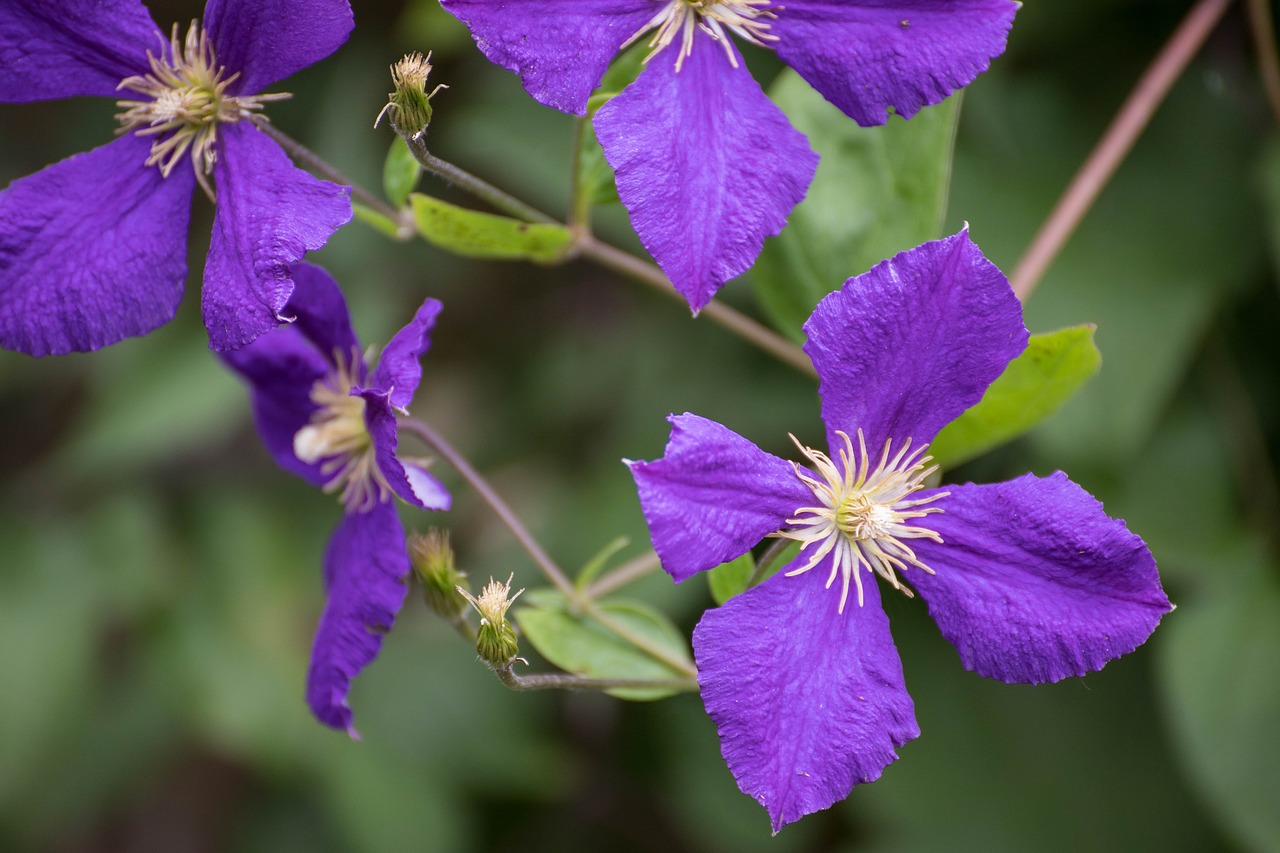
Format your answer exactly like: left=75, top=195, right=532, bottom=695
left=293, top=353, right=392, bottom=513
left=623, top=0, right=778, bottom=72
left=114, top=21, right=289, bottom=199
left=776, top=430, right=949, bottom=614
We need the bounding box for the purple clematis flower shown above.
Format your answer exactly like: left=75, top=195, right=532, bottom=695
left=628, top=230, right=1172, bottom=831
left=0, top=0, right=354, bottom=356
left=440, top=0, right=1017, bottom=312
left=221, top=263, right=451, bottom=735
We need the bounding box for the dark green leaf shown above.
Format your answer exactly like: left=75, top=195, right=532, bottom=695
left=408, top=193, right=573, bottom=262
left=930, top=325, right=1101, bottom=470
left=1159, top=567, right=1280, bottom=852
left=515, top=590, right=692, bottom=701
left=382, top=136, right=421, bottom=207
left=575, top=536, right=630, bottom=592
left=751, top=71, right=960, bottom=341
left=707, top=552, right=755, bottom=605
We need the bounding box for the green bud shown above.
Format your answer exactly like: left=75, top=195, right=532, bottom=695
left=459, top=574, right=524, bottom=667
left=376, top=51, right=447, bottom=139
left=408, top=529, right=469, bottom=620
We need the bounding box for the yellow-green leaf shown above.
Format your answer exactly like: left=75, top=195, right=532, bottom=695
left=408, top=194, right=573, bottom=262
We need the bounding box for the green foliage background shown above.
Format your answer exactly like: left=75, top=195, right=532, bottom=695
left=1, top=0, right=1278, bottom=850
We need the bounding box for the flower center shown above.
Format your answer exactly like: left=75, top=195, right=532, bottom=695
left=623, top=0, right=778, bottom=72
left=114, top=21, right=289, bottom=199
left=293, top=352, right=392, bottom=513
left=776, top=430, right=949, bottom=613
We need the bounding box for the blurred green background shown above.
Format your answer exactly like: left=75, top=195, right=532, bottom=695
left=2, top=0, right=1279, bottom=850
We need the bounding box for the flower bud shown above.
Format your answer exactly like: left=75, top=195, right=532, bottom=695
left=459, top=574, right=523, bottom=667
left=408, top=529, right=469, bottom=621
left=376, top=51, right=446, bottom=139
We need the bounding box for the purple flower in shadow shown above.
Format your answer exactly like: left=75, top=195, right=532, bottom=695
left=440, top=0, right=1016, bottom=311
left=628, top=230, right=1172, bottom=831
left=0, top=0, right=355, bottom=356
left=221, top=263, right=451, bottom=736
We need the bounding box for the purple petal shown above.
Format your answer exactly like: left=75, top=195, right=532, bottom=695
left=355, top=387, right=451, bottom=512
left=219, top=326, right=329, bottom=486
left=203, top=0, right=353, bottom=96
left=440, top=0, right=655, bottom=114
left=628, top=413, right=812, bottom=582
left=306, top=501, right=410, bottom=736
left=404, top=463, right=453, bottom=512
left=596, top=34, right=817, bottom=312
left=281, top=263, right=362, bottom=372
left=772, top=0, right=1017, bottom=126
left=803, top=230, right=1026, bottom=450
left=370, top=298, right=443, bottom=410
left=203, top=122, right=351, bottom=352
left=910, top=473, right=1172, bottom=684
left=695, top=562, right=918, bottom=832
left=0, top=0, right=157, bottom=101
left=0, top=134, right=193, bottom=356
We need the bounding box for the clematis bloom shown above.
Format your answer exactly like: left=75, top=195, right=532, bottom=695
left=441, top=0, right=1017, bottom=311
left=629, top=230, right=1172, bottom=830
left=221, top=263, right=451, bottom=735
left=0, top=0, right=354, bottom=356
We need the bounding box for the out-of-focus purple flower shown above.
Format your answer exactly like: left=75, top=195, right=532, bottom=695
left=222, top=263, right=451, bottom=735
left=0, top=0, right=354, bottom=356
left=440, top=0, right=1016, bottom=312
left=629, top=230, right=1172, bottom=831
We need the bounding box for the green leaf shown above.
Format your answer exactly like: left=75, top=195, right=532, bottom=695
left=1159, top=567, right=1280, bottom=853
left=751, top=71, right=960, bottom=341
left=515, top=590, right=692, bottom=701
left=575, top=107, right=619, bottom=208
left=352, top=202, right=403, bottom=239
left=575, top=536, right=630, bottom=592
left=382, top=136, right=421, bottom=207
left=929, top=325, right=1101, bottom=470
left=408, top=193, right=573, bottom=262
left=707, top=552, right=755, bottom=605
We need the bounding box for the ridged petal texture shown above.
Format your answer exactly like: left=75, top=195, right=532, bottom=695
left=595, top=33, right=817, bottom=312
left=203, top=122, right=351, bottom=352
left=911, top=474, right=1172, bottom=683
left=772, top=0, right=1018, bottom=125
left=804, top=230, right=1027, bottom=451
left=439, top=0, right=655, bottom=114
left=629, top=413, right=811, bottom=582
left=695, top=565, right=918, bottom=832
left=204, top=0, right=353, bottom=96
left=0, top=0, right=157, bottom=101
left=0, top=134, right=193, bottom=356
left=306, top=501, right=411, bottom=736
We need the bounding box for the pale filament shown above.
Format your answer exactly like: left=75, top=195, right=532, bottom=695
left=293, top=351, right=393, bottom=513
left=622, top=0, right=779, bottom=72
left=775, top=429, right=949, bottom=614
left=115, top=21, right=288, bottom=199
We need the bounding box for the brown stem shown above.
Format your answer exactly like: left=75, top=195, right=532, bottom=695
left=585, top=550, right=662, bottom=600
left=1246, top=0, right=1280, bottom=127
left=489, top=663, right=698, bottom=693
left=1010, top=0, right=1234, bottom=300
left=398, top=418, right=579, bottom=600
left=255, top=120, right=409, bottom=229
left=576, top=233, right=816, bottom=377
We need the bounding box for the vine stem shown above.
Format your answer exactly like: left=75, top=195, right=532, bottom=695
left=488, top=663, right=697, bottom=694
left=585, top=550, right=662, bottom=600
left=254, top=119, right=410, bottom=230
left=1246, top=0, right=1280, bottom=127
left=398, top=417, right=578, bottom=599
left=396, top=132, right=814, bottom=376
left=1010, top=0, right=1234, bottom=300
left=402, top=131, right=559, bottom=225
left=575, top=233, right=817, bottom=377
